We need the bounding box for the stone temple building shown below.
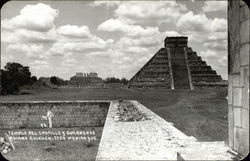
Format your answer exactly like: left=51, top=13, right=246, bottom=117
left=128, top=36, right=227, bottom=89
left=68, top=72, right=104, bottom=88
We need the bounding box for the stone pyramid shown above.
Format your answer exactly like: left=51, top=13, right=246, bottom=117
left=128, top=37, right=227, bottom=90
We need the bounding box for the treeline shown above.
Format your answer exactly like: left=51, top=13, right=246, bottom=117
left=0, top=62, right=37, bottom=94
left=0, top=62, right=68, bottom=95
left=49, top=76, right=68, bottom=86
left=104, top=77, right=129, bottom=85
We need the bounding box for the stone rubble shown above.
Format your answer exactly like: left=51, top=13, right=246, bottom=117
left=115, top=101, right=149, bottom=122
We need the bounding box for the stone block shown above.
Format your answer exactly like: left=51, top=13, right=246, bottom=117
left=240, top=43, right=249, bottom=66
left=240, top=19, right=249, bottom=44
left=241, top=108, right=249, bottom=129
left=233, top=74, right=240, bottom=86
left=240, top=66, right=249, bottom=87
left=234, top=107, right=242, bottom=127
left=242, top=87, right=249, bottom=109
left=233, top=87, right=243, bottom=107
left=234, top=127, right=249, bottom=156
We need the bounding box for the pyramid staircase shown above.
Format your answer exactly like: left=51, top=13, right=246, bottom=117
left=170, top=47, right=190, bottom=89
left=128, top=37, right=227, bottom=89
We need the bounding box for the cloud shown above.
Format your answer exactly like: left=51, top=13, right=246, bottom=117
left=61, top=58, right=78, bottom=67
left=6, top=44, right=47, bottom=60
left=200, top=49, right=218, bottom=59
left=116, top=35, right=162, bottom=48
left=114, top=1, right=187, bottom=25
left=1, top=54, right=14, bottom=68
left=204, top=40, right=227, bottom=51
left=164, top=31, right=182, bottom=37
left=202, top=1, right=227, bottom=12
left=1, top=29, right=57, bottom=44
left=57, top=25, right=91, bottom=38
left=48, top=25, right=114, bottom=57
left=97, top=18, right=160, bottom=37
left=49, top=40, right=109, bottom=56
left=86, top=51, right=111, bottom=58
left=218, top=55, right=227, bottom=66
left=123, top=46, right=149, bottom=54
left=1, top=3, right=59, bottom=65
left=2, top=3, right=58, bottom=32
left=89, top=1, right=121, bottom=8
left=177, top=11, right=227, bottom=32
left=29, top=60, right=50, bottom=71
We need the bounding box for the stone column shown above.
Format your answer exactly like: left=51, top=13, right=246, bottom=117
left=228, top=0, right=249, bottom=156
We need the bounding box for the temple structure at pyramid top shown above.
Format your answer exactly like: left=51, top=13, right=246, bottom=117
left=128, top=36, right=227, bottom=90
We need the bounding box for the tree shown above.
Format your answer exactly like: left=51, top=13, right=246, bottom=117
left=121, top=78, right=129, bottom=85
left=50, top=76, right=58, bottom=85
left=104, top=77, right=129, bottom=85
left=50, top=76, right=68, bottom=86
left=1, top=62, right=32, bottom=94
left=31, top=76, right=37, bottom=83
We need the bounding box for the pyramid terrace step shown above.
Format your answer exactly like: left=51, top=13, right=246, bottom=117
left=142, top=70, right=168, bottom=73
left=135, top=78, right=169, bottom=82
left=191, top=74, right=221, bottom=77
left=138, top=75, right=169, bottom=79
left=190, top=70, right=217, bottom=74
left=187, top=47, right=193, bottom=51
left=130, top=84, right=171, bottom=88
left=189, top=65, right=212, bottom=71
left=187, top=52, right=197, bottom=57
left=143, top=66, right=168, bottom=69
left=192, top=77, right=223, bottom=83
left=188, top=56, right=202, bottom=60
left=136, top=75, right=169, bottom=79
left=155, top=54, right=168, bottom=58
left=132, top=81, right=170, bottom=84
left=151, top=59, right=168, bottom=63
left=148, top=62, right=169, bottom=65
left=188, top=60, right=206, bottom=66
left=193, top=82, right=228, bottom=87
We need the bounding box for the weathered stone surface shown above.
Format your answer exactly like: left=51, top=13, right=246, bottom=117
left=240, top=66, right=249, bottom=87
left=240, top=19, right=249, bottom=44
left=97, top=100, right=236, bottom=160
left=228, top=0, right=241, bottom=74
left=240, top=43, right=249, bottom=66
left=228, top=105, right=234, bottom=147
left=232, top=74, right=240, bottom=86
left=241, top=3, right=249, bottom=21
left=241, top=108, right=249, bottom=129
left=228, top=76, right=233, bottom=105
left=234, top=127, right=249, bottom=156
left=0, top=101, right=110, bottom=129
left=233, top=87, right=243, bottom=107
left=242, top=87, right=249, bottom=109
left=233, top=107, right=242, bottom=127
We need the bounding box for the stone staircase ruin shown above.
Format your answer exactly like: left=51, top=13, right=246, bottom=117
left=128, top=37, right=227, bottom=89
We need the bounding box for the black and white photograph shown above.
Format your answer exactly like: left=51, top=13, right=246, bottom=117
left=0, top=0, right=249, bottom=160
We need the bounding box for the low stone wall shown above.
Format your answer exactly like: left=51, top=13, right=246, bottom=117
left=97, top=100, right=235, bottom=160
left=0, top=101, right=110, bottom=129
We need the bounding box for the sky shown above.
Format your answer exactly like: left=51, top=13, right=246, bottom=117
left=1, top=0, right=228, bottom=80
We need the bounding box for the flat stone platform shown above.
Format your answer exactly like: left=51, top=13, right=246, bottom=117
left=96, top=100, right=237, bottom=160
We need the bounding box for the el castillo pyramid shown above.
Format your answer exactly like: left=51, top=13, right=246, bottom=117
left=128, top=37, right=227, bottom=90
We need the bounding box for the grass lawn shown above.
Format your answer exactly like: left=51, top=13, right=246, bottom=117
left=0, top=87, right=228, bottom=141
